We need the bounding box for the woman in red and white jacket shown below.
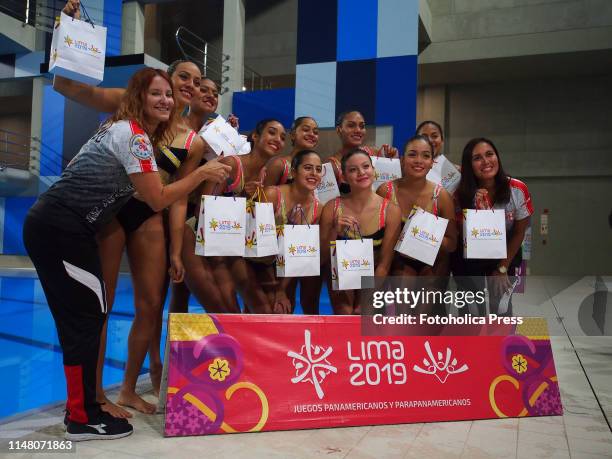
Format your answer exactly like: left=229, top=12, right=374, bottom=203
left=454, top=138, right=533, bottom=316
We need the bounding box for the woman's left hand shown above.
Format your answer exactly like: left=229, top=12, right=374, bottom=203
left=377, top=144, right=399, bottom=158
left=489, top=269, right=512, bottom=297
left=169, top=254, right=185, bottom=283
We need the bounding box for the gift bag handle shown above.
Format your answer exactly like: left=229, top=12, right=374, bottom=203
left=76, top=0, right=96, bottom=28
left=289, top=204, right=310, bottom=228
left=343, top=222, right=364, bottom=243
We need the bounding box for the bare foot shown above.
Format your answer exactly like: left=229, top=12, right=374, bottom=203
left=149, top=363, right=162, bottom=398
left=97, top=394, right=133, bottom=418
left=117, top=390, right=157, bottom=414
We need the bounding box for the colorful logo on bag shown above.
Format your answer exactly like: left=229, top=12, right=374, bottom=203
left=258, top=223, right=274, bottom=235
left=63, top=35, right=73, bottom=47
left=470, top=227, right=503, bottom=240
left=62, top=34, right=101, bottom=54
left=340, top=258, right=371, bottom=271
left=316, top=180, right=337, bottom=191
left=129, top=134, right=152, bottom=160
left=409, top=226, right=440, bottom=246
left=374, top=170, right=399, bottom=182
left=245, top=231, right=257, bottom=248
left=288, top=244, right=317, bottom=257
left=441, top=171, right=458, bottom=187
left=209, top=218, right=242, bottom=233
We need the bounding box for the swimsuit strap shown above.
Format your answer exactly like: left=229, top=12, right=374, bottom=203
left=225, top=156, right=244, bottom=194
left=329, top=156, right=342, bottom=183
left=379, top=197, right=390, bottom=229
left=333, top=196, right=342, bottom=220
left=184, top=130, right=196, bottom=151
left=432, top=183, right=443, bottom=217
left=311, top=197, right=320, bottom=222
left=279, top=157, right=291, bottom=185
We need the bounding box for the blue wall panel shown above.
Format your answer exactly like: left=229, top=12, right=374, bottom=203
left=375, top=55, right=418, bottom=148
left=233, top=88, right=296, bottom=132
left=40, top=85, right=65, bottom=177
left=2, top=197, right=36, bottom=255
left=337, top=0, right=378, bottom=61
left=295, top=62, right=337, bottom=128
left=336, top=59, right=377, bottom=125
left=103, top=0, right=123, bottom=56
left=0, top=277, right=34, bottom=303
left=377, top=0, right=418, bottom=57
left=296, top=0, right=338, bottom=64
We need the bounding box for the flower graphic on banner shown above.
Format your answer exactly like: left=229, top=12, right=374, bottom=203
left=511, top=354, right=528, bottom=374
left=287, top=330, right=338, bottom=399
left=209, top=219, right=219, bottom=231
left=413, top=341, right=469, bottom=384
left=208, top=358, right=231, bottom=382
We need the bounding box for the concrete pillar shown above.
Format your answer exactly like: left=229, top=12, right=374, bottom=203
left=220, top=0, right=245, bottom=116
left=121, top=1, right=145, bottom=55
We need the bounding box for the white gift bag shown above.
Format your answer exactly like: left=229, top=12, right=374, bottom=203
left=245, top=199, right=278, bottom=257
left=395, top=207, right=448, bottom=266
left=276, top=225, right=320, bottom=277
left=371, top=156, right=402, bottom=191
left=426, top=154, right=461, bottom=194
left=463, top=209, right=507, bottom=259
left=49, top=12, right=107, bottom=86
left=314, top=162, right=340, bottom=205
left=198, top=115, right=248, bottom=161
left=195, top=195, right=246, bottom=256
left=331, top=238, right=375, bottom=291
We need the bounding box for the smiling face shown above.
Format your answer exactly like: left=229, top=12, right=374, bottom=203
left=293, top=152, right=323, bottom=191
left=143, top=75, right=174, bottom=126
left=342, top=151, right=374, bottom=190
left=337, top=111, right=366, bottom=148
left=471, top=141, right=499, bottom=182
left=193, top=78, right=219, bottom=115
left=170, top=61, right=201, bottom=108
left=417, top=123, right=444, bottom=157
left=291, top=118, right=319, bottom=150
left=253, top=121, right=286, bottom=157
left=402, top=138, right=434, bottom=178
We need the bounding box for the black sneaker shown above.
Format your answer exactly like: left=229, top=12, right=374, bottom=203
left=64, top=407, right=129, bottom=428
left=65, top=412, right=133, bottom=441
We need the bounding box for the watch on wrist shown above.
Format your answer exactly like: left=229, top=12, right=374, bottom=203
left=497, top=265, right=508, bottom=274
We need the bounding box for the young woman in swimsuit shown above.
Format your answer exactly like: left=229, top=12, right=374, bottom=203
left=187, top=119, right=286, bottom=313
left=376, top=135, right=457, bottom=276
left=263, top=117, right=319, bottom=186
left=320, top=149, right=401, bottom=315
left=263, top=150, right=323, bottom=314
left=326, top=111, right=399, bottom=194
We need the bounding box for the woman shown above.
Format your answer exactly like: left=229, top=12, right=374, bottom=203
left=56, top=1, right=209, bottom=414
left=185, top=118, right=286, bottom=313
left=263, top=116, right=319, bottom=186
left=326, top=111, right=399, bottom=194
left=263, top=150, right=323, bottom=314
left=23, top=68, right=229, bottom=440
left=320, top=149, right=401, bottom=315
left=376, top=135, right=457, bottom=276
left=416, top=120, right=461, bottom=191
left=454, top=138, right=533, bottom=316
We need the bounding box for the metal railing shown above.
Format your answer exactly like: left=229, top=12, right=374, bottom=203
left=244, top=64, right=272, bottom=91
left=175, top=26, right=230, bottom=93
left=0, top=128, right=39, bottom=173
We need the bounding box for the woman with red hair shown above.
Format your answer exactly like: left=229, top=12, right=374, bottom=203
left=23, top=67, right=229, bottom=440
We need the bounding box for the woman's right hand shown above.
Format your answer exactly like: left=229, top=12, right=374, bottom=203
left=198, top=159, right=232, bottom=183
left=475, top=189, right=491, bottom=209
left=62, top=0, right=80, bottom=18
left=335, top=215, right=359, bottom=235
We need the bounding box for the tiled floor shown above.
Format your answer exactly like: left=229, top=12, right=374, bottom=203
left=1, top=335, right=611, bottom=459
